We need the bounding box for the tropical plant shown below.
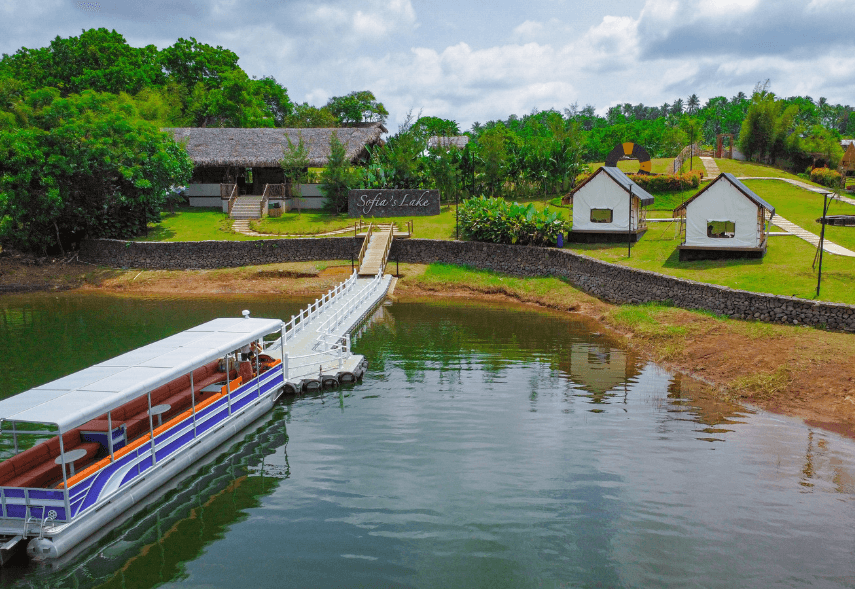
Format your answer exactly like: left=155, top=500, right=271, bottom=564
left=320, top=132, right=356, bottom=214
left=458, top=197, right=569, bottom=246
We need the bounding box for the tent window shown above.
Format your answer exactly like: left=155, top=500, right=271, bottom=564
left=707, top=220, right=735, bottom=238
left=590, top=209, right=613, bottom=223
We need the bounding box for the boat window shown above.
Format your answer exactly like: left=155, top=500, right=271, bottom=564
left=707, top=220, right=735, bottom=238
left=590, top=209, right=613, bottom=223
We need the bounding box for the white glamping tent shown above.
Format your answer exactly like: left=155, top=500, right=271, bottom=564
left=566, top=166, right=654, bottom=243
left=673, top=172, right=775, bottom=261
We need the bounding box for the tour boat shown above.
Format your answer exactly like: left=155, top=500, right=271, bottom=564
left=0, top=314, right=291, bottom=563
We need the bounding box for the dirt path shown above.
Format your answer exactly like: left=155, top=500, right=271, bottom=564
left=3, top=254, right=855, bottom=440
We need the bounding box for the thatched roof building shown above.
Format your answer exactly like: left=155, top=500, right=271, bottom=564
left=166, top=124, right=386, bottom=168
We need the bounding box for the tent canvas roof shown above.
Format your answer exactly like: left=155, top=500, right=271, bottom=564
left=0, top=317, right=283, bottom=432
left=673, top=173, right=775, bottom=215
left=166, top=125, right=386, bottom=168
left=571, top=166, right=655, bottom=206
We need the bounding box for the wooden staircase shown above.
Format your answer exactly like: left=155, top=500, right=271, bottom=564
left=357, top=224, right=394, bottom=276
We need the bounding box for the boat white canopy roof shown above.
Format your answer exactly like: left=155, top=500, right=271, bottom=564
left=0, top=317, right=284, bottom=433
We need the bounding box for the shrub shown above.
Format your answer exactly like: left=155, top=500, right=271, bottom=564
left=458, top=197, right=570, bottom=246
left=810, top=167, right=843, bottom=188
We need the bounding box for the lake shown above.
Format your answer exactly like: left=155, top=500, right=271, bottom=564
left=0, top=292, right=853, bottom=588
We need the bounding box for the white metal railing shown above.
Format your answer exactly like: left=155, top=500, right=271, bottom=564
left=279, top=334, right=352, bottom=379
left=267, top=271, right=359, bottom=348
left=314, top=270, right=385, bottom=337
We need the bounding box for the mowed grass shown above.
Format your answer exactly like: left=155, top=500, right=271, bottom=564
left=715, top=159, right=819, bottom=184
left=565, top=180, right=855, bottom=304
left=253, top=204, right=464, bottom=240
left=744, top=180, right=855, bottom=251
left=139, top=207, right=260, bottom=242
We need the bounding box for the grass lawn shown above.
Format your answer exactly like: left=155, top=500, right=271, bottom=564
left=714, top=159, right=818, bottom=184
left=138, top=207, right=260, bottom=242
left=745, top=180, right=855, bottom=251
left=565, top=179, right=855, bottom=305
left=253, top=204, right=465, bottom=240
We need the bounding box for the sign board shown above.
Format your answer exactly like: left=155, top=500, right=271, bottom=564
left=348, top=190, right=441, bottom=217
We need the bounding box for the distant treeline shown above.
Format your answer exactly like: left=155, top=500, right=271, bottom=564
left=0, top=29, right=852, bottom=253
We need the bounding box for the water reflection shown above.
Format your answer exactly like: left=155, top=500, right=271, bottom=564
left=0, top=295, right=853, bottom=587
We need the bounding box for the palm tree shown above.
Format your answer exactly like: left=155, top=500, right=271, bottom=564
left=686, top=94, right=700, bottom=114
left=671, top=98, right=684, bottom=115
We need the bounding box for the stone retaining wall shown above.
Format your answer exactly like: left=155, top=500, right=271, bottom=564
left=79, top=237, right=363, bottom=270
left=80, top=238, right=855, bottom=331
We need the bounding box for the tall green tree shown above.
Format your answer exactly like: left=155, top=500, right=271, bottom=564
left=325, top=91, right=388, bottom=124
left=320, top=133, right=356, bottom=214
left=0, top=90, right=192, bottom=253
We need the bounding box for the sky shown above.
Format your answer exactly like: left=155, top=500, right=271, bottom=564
left=1, top=0, right=854, bottom=131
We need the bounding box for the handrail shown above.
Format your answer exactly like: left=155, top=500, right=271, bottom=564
left=226, top=183, right=239, bottom=215
left=380, top=224, right=394, bottom=274
left=261, top=184, right=285, bottom=218
left=357, top=223, right=374, bottom=270
left=270, top=271, right=359, bottom=347
left=314, top=270, right=385, bottom=336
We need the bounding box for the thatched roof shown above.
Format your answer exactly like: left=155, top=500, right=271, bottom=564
left=165, top=125, right=386, bottom=168
left=427, top=136, right=470, bottom=149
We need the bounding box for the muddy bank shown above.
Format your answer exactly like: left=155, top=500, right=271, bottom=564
left=4, top=254, right=855, bottom=439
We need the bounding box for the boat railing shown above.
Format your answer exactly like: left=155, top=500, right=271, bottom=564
left=314, top=270, right=385, bottom=337
left=0, top=364, right=285, bottom=528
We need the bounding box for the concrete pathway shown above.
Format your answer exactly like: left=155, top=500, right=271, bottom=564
left=700, top=156, right=720, bottom=178
left=231, top=219, right=266, bottom=237
left=771, top=214, right=855, bottom=257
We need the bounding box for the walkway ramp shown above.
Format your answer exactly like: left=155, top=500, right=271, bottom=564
left=357, top=224, right=394, bottom=277
left=264, top=271, right=392, bottom=393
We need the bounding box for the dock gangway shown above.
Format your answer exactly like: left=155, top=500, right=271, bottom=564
left=263, top=269, right=393, bottom=393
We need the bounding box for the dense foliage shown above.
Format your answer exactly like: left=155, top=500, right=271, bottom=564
left=0, top=91, right=192, bottom=253
left=810, top=167, right=843, bottom=188
left=458, top=197, right=569, bottom=246
left=2, top=29, right=854, bottom=251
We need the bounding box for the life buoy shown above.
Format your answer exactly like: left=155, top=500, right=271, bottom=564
left=604, top=142, right=652, bottom=174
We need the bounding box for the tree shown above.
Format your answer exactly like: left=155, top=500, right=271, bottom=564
left=0, top=29, right=163, bottom=96
left=0, top=90, right=192, bottom=253
left=680, top=117, right=703, bottom=170
left=739, top=89, right=798, bottom=163
left=281, top=134, right=310, bottom=199
left=686, top=94, right=700, bottom=114
left=325, top=90, right=388, bottom=124
left=253, top=76, right=293, bottom=126
left=283, top=102, right=338, bottom=128
left=160, top=37, right=240, bottom=89
left=413, top=116, right=460, bottom=137
left=320, top=132, right=355, bottom=214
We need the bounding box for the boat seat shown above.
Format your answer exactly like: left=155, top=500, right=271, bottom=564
left=0, top=430, right=100, bottom=488
left=79, top=361, right=229, bottom=438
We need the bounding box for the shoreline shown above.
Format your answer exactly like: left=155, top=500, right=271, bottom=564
left=4, top=254, right=855, bottom=440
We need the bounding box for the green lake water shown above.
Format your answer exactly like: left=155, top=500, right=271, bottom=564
left=0, top=292, right=854, bottom=588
